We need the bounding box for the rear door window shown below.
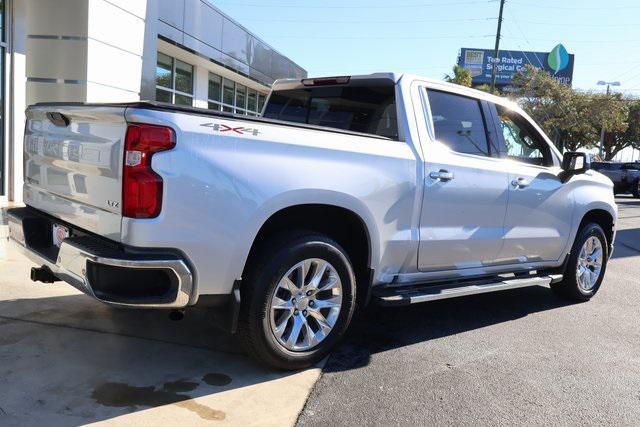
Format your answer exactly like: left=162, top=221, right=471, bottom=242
left=263, top=84, right=398, bottom=139
left=426, top=90, right=492, bottom=157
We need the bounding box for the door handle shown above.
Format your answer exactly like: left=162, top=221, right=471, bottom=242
left=429, top=170, right=454, bottom=182
left=511, top=177, right=530, bottom=188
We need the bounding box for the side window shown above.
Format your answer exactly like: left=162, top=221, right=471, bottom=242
left=496, top=105, right=552, bottom=167
left=427, top=89, right=491, bottom=156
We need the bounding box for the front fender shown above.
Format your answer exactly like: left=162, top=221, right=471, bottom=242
left=561, top=172, right=617, bottom=256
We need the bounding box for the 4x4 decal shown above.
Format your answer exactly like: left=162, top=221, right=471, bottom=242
left=202, top=122, right=261, bottom=136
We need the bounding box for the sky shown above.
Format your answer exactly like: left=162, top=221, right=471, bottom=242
left=212, top=0, right=640, bottom=95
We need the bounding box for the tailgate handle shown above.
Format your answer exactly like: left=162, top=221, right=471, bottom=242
left=46, top=112, right=70, bottom=127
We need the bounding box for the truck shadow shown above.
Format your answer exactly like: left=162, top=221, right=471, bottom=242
left=325, top=285, right=576, bottom=372
left=612, top=228, right=640, bottom=258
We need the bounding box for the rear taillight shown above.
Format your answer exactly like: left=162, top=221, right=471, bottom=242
left=123, top=123, right=176, bottom=218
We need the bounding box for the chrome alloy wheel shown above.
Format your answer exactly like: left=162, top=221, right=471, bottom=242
left=269, top=258, right=343, bottom=351
left=577, top=236, right=603, bottom=291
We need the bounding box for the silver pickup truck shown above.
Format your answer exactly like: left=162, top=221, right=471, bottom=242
left=7, top=74, right=617, bottom=370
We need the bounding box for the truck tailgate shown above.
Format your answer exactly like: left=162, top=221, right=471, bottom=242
left=24, top=106, right=128, bottom=241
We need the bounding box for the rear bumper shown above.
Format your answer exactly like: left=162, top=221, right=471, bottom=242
left=7, top=207, right=194, bottom=309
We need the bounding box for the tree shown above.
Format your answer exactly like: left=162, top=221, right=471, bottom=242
left=510, top=65, right=597, bottom=151
left=474, top=83, right=500, bottom=95
left=444, top=65, right=472, bottom=87
left=442, top=64, right=640, bottom=157
left=509, top=65, right=632, bottom=158
left=591, top=92, right=630, bottom=160
left=624, top=101, right=640, bottom=152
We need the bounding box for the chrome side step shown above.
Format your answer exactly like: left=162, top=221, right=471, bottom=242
left=374, top=274, right=562, bottom=306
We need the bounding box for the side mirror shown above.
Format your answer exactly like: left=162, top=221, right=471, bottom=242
left=560, top=152, right=590, bottom=182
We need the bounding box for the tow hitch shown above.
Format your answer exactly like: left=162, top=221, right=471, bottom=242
left=30, top=266, right=60, bottom=284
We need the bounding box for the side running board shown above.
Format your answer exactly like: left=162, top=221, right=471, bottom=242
left=373, top=274, right=563, bottom=306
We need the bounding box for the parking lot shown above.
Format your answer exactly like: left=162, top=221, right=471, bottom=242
left=1, top=197, right=640, bottom=426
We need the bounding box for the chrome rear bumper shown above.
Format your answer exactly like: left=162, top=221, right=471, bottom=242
left=8, top=207, right=193, bottom=309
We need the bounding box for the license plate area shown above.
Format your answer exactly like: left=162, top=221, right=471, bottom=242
left=52, top=224, right=70, bottom=247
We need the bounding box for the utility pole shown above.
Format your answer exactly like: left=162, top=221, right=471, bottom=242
left=490, top=0, right=506, bottom=93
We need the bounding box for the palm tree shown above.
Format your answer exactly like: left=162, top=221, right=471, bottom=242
left=444, top=65, right=472, bottom=87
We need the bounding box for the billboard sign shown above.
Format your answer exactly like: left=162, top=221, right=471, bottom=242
left=458, top=44, right=575, bottom=87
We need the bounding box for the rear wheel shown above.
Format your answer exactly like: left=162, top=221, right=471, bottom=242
left=551, top=223, right=608, bottom=301
left=238, top=233, right=356, bottom=370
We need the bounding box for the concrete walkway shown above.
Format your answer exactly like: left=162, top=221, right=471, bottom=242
left=0, top=234, right=319, bottom=426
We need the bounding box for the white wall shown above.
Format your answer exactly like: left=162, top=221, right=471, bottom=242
left=25, top=0, right=148, bottom=105
left=7, top=0, right=27, bottom=202
left=6, top=0, right=152, bottom=202
left=3, top=0, right=288, bottom=201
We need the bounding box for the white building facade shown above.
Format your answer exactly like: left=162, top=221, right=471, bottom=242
left=0, top=0, right=306, bottom=203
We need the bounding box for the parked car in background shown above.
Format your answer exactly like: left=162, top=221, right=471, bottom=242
left=8, top=74, right=617, bottom=369
left=592, top=162, right=640, bottom=197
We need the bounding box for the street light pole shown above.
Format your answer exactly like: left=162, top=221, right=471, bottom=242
left=597, top=80, right=621, bottom=159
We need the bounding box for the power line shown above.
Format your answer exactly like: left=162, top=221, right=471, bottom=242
left=500, top=17, right=583, bottom=139
left=505, top=9, right=640, bottom=84
left=507, top=0, right=640, bottom=10
left=514, top=19, right=640, bottom=28
left=620, top=69, right=640, bottom=87
left=262, top=34, right=495, bottom=40
left=506, top=36, right=640, bottom=44
left=238, top=17, right=497, bottom=24
left=212, top=0, right=494, bottom=8
left=580, top=61, right=640, bottom=67
left=261, top=32, right=639, bottom=43
left=610, top=64, right=640, bottom=83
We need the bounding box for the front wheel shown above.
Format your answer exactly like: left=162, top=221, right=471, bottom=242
left=551, top=222, right=608, bottom=301
left=238, top=233, right=356, bottom=370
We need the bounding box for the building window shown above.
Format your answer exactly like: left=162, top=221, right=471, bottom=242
left=208, top=72, right=266, bottom=116
left=247, top=89, right=257, bottom=116
left=156, top=53, right=194, bottom=106
left=221, top=78, right=234, bottom=112
left=208, top=73, right=222, bottom=111
left=258, top=93, right=267, bottom=114
left=236, top=84, right=247, bottom=114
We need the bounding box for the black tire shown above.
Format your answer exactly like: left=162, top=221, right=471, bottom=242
left=238, top=232, right=356, bottom=370
left=551, top=222, right=608, bottom=302
left=633, top=180, right=640, bottom=198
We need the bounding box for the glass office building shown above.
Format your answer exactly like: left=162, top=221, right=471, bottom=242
left=0, top=0, right=306, bottom=203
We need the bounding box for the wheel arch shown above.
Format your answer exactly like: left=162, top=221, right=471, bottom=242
left=235, top=195, right=381, bottom=307
left=578, top=208, right=615, bottom=248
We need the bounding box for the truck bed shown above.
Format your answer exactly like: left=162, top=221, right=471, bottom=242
left=34, top=101, right=393, bottom=141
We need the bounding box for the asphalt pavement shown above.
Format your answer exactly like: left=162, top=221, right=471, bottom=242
left=299, top=197, right=640, bottom=426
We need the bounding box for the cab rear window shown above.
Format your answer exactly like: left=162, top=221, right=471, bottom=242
left=263, top=84, right=398, bottom=140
